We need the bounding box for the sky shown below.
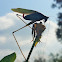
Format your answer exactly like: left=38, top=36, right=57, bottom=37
left=0, top=0, right=62, bottom=62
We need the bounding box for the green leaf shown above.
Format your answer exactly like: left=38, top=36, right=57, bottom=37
left=11, top=8, right=37, bottom=14
left=0, top=52, right=16, bottom=62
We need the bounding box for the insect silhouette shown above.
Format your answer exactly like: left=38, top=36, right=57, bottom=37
left=11, top=8, right=49, bottom=27
left=11, top=8, right=48, bottom=62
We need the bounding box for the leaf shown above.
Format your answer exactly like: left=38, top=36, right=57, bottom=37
left=11, top=8, right=37, bottom=14
left=0, top=52, right=16, bottom=62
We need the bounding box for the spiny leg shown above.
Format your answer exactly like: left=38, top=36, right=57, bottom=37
left=12, top=19, right=33, bottom=59
left=12, top=33, right=26, bottom=60
left=12, top=14, right=34, bottom=61
left=12, top=26, right=27, bottom=60
left=12, top=16, right=32, bottom=60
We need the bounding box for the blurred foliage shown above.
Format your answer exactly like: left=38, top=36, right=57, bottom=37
left=49, top=52, right=62, bottom=62
left=34, top=52, right=62, bottom=62
left=52, top=0, right=62, bottom=9
left=0, top=52, right=16, bottom=62
left=51, top=0, right=62, bottom=42
left=58, top=13, right=62, bottom=21
left=56, top=13, right=62, bottom=41
left=34, top=57, right=46, bottom=62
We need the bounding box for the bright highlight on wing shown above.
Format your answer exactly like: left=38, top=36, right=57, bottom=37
left=11, top=8, right=37, bottom=14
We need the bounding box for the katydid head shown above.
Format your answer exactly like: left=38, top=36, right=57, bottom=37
left=44, top=16, right=49, bottom=23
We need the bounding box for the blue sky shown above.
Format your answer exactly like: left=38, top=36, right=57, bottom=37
left=0, top=0, right=62, bottom=62
left=0, top=0, right=58, bottom=17
left=0, top=0, right=60, bottom=22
